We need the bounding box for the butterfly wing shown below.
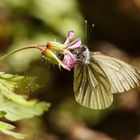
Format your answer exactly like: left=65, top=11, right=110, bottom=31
left=92, top=53, right=140, bottom=93
left=74, top=62, right=113, bottom=109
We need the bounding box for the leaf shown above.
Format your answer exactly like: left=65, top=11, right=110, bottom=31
left=0, top=73, right=39, bottom=106
left=0, top=74, right=51, bottom=121
left=0, top=121, right=27, bottom=139
left=0, top=121, right=15, bottom=130
left=0, top=73, right=51, bottom=139
left=0, top=81, right=37, bottom=106
left=0, top=73, right=40, bottom=94
left=1, top=130, right=27, bottom=139
left=0, top=97, right=50, bottom=121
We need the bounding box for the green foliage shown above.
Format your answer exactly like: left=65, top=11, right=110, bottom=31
left=0, top=121, right=27, bottom=139
left=0, top=97, right=50, bottom=121
left=0, top=73, right=38, bottom=106
left=0, top=73, right=50, bottom=139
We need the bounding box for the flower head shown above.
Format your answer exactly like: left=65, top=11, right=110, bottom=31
left=42, top=30, right=81, bottom=70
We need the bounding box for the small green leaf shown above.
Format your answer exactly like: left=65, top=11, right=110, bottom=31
left=0, top=111, right=6, bottom=118
left=0, top=73, right=40, bottom=94
left=0, top=95, right=50, bottom=121
left=0, top=73, right=40, bottom=106
left=2, top=101, right=50, bottom=121
left=0, top=121, right=15, bottom=130
left=0, top=82, right=37, bottom=106
left=1, top=129, right=27, bottom=139
left=0, top=121, right=27, bottom=139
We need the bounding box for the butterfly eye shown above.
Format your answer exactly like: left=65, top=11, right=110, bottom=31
left=80, top=45, right=87, bottom=52
left=75, top=45, right=86, bottom=59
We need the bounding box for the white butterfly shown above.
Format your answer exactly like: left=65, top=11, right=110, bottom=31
left=74, top=46, right=140, bottom=109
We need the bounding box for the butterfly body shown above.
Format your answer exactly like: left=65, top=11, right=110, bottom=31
left=74, top=46, right=140, bottom=109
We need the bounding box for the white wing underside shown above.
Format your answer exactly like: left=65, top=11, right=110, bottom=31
left=92, top=53, right=140, bottom=93
left=74, top=52, right=140, bottom=109
left=74, top=63, right=113, bottom=109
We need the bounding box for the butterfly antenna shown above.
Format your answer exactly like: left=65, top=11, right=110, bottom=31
left=84, top=20, right=88, bottom=45
left=88, top=23, right=94, bottom=44
left=84, top=20, right=95, bottom=46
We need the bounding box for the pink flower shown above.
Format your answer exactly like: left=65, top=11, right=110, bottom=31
left=42, top=30, right=81, bottom=71
left=64, top=30, right=75, bottom=44
left=62, top=31, right=81, bottom=70
left=63, top=50, right=77, bottom=69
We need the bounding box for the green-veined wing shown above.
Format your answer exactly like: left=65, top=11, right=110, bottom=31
left=91, top=53, right=140, bottom=93
left=74, top=61, right=113, bottom=109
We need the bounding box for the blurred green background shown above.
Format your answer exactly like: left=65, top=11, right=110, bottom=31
left=0, top=0, right=140, bottom=140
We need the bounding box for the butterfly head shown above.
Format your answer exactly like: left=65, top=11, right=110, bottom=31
left=76, top=45, right=90, bottom=64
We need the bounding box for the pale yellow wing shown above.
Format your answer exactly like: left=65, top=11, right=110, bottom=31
left=74, top=62, right=113, bottom=109
left=92, top=53, right=140, bottom=93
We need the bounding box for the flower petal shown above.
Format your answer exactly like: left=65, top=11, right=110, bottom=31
left=63, top=51, right=77, bottom=69
left=67, top=38, right=81, bottom=49
left=64, top=30, right=75, bottom=44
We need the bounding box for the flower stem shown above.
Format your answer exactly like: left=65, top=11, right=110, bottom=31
left=0, top=45, right=45, bottom=61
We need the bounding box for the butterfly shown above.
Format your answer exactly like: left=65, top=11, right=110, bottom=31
left=74, top=45, right=140, bottom=109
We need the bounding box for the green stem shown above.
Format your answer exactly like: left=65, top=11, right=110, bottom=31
left=0, top=45, right=45, bottom=61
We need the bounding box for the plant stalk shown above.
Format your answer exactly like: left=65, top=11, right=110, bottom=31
left=0, top=45, right=45, bottom=61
